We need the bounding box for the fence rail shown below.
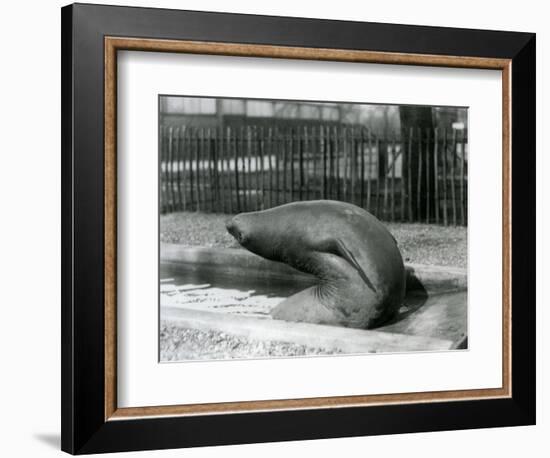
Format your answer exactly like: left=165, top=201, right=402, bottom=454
left=160, top=125, right=468, bottom=225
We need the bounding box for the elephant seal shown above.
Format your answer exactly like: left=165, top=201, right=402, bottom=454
left=225, top=200, right=406, bottom=329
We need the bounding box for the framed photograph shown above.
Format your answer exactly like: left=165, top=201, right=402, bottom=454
left=61, top=3, right=536, bottom=454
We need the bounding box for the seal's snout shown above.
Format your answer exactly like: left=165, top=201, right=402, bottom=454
left=225, top=216, right=246, bottom=244
left=225, top=217, right=238, bottom=238
left=225, top=217, right=235, bottom=233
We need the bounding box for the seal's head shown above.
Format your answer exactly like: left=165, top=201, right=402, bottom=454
left=225, top=212, right=280, bottom=260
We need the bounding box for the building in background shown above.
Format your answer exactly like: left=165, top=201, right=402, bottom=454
left=160, top=96, right=466, bottom=137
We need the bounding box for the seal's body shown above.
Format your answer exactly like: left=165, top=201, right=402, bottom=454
left=226, top=200, right=405, bottom=329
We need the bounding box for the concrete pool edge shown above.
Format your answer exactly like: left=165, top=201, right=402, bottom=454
left=160, top=243, right=467, bottom=295
left=161, top=306, right=455, bottom=357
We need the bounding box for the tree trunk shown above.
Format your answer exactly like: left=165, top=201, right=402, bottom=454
left=399, top=106, right=434, bottom=222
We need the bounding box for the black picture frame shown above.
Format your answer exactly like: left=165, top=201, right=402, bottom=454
left=61, top=3, right=535, bottom=454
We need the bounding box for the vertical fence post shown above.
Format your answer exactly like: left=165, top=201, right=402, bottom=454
left=163, top=126, right=169, bottom=212
left=209, top=128, right=215, bottom=213
left=240, top=126, right=246, bottom=211
left=425, top=128, right=431, bottom=224
left=171, top=126, right=176, bottom=212
left=367, top=131, right=373, bottom=213
left=159, top=126, right=165, bottom=213
left=187, top=128, right=193, bottom=211
left=171, top=126, right=176, bottom=211
left=460, top=129, right=466, bottom=226
left=249, top=126, right=254, bottom=210
left=238, top=126, right=244, bottom=211
left=167, top=126, right=175, bottom=213
left=258, top=126, right=265, bottom=210
left=416, top=128, right=423, bottom=221
left=291, top=127, right=297, bottom=202
left=280, top=127, right=286, bottom=204
left=174, top=127, right=182, bottom=211
left=360, top=128, right=365, bottom=208
left=274, top=128, right=282, bottom=205
left=212, top=128, right=220, bottom=213
left=243, top=126, right=249, bottom=211
left=242, top=126, right=248, bottom=211
left=180, top=127, right=188, bottom=211
left=433, top=127, right=439, bottom=224
left=233, top=127, right=241, bottom=213
left=442, top=128, right=448, bottom=226
left=344, top=126, right=349, bottom=202
left=329, top=127, right=334, bottom=200
left=322, top=126, right=327, bottom=200
left=399, top=131, right=405, bottom=222
left=255, top=127, right=261, bottom=209
left=311, top=126, right=318, bottom=200
left=335, top=126, right=341, bottom=201
left=351, top=127, right=358, bottom=206
left=241, top=126, right=248, bottom=211
left=218, top=126, right=226, bottom=214
left=201, top=127, right=207, bottom=212
left=202, top=128, right=208, bottom=212
left=407, top=127, right=413, bottom=222
left=267, top=127, right=273, bottom=208
left=376, top=136, right=382, bottom=218
left=246, top=126, right=253, bottom=211
left=161, top=126, right=166, bottom=213
left=197, top=126, right=203, bottom=212
left=197, top=128, right=204, bottom=212
left=206, top=128, right=213, bottom=213
left=386, top=138, right=391, bottom=218
left=347, top=127, right=351, bottom=203
left=249, top=126, right=255, bottom=211
left=252, top=126, right=260, bottom=211
left=300, top=126, right=311, bottom=200
left=328, top=127, right=333, bottom=200
left=226, top=127, right=234, bottom=214
left=213, top=127, right=221, bottom=213
left=327, top=127, right=332, bottom=200
left=390, top=133, right=396, bottom=221
left=353, top=127, right=357, bottom=204
left=299, top=126, right=305, bottom=201
left=450, top=128, right=457, bottom=226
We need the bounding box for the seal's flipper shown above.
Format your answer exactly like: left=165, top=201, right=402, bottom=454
left=333, top=239, right=377, bottom=294
left=271, top=287, right=345, bottom=326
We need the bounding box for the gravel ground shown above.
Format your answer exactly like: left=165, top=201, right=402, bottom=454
left=161, top=211, right=467, bottom=268
left=160, top=322, right=342, bottom=361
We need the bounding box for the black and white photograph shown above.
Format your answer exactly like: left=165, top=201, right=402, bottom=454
left=159, top=95, right=468, bottom=362
left=0, top=0, right=542, bottom=456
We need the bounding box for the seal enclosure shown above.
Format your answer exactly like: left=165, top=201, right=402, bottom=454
left=226, top=200, right=406, bottom=329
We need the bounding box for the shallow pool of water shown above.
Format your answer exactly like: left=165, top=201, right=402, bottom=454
left=160, top=262, right=315, bottom=318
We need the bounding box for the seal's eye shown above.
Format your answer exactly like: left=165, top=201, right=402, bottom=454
left=225, top=217, right=249, bottom=245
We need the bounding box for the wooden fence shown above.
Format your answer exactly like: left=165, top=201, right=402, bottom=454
left=159, top=125, right=468, bottom=225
